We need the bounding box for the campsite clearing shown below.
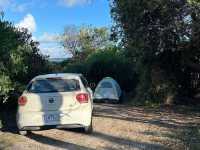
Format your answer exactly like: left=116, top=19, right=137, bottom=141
left=0, top=103, right=200, bottom=150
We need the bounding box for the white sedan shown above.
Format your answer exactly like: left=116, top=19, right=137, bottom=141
left=17, top=73, right=93, bottom=135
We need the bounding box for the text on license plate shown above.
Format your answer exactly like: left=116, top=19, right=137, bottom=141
left=43, top=114, right=60, bottom=123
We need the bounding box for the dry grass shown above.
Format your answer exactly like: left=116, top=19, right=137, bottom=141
left=0, top=104, right=200, bottom=150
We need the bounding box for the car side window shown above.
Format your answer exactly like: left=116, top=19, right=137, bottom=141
left=80, top=76, right=88, bottom=88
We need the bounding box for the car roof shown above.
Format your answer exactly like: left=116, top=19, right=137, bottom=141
left=33, top=73, right=82, bottom=80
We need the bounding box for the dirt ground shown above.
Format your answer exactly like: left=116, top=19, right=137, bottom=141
left=0, top=103, right=200, bottom=150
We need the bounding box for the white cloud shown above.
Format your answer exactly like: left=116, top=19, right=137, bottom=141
left=16, top=14, right=36, bottom=33
left=36, top=33, right=70, bottom=58
left=11, top=3, right=27, bottom=12
left=32, top=36, right=37, bottom=41
left=59, top=0, right=92, bottom=7
left=38, top=32, right=63, bottom=43
left=0, top=0, right=33, bottom=12
left=39, top=43, right=71, bottom=58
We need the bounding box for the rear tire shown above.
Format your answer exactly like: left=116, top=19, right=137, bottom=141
left=19, top=130, right=28, bottom=136
left=84, top=119, right=93, bottom=134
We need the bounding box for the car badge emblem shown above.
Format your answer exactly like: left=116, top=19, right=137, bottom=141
left=49, top=98, right=54, bottom=104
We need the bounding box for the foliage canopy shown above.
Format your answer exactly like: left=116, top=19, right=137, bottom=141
left=110, top=0, right=200, bottom=104
left=0, top=15, right=49, bottom=104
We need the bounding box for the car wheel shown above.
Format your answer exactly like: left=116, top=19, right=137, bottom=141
left=19, top=130, right=28, bottom=136
left=84, top=119, right=93, bottom=134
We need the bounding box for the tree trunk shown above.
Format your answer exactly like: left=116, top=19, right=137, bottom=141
left=187, top=61, right=200, bottom=72
left=165, top=94, right=175, bottom=105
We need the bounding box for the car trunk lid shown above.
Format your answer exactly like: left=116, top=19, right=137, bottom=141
left=22, top=92, right=81, bottom=112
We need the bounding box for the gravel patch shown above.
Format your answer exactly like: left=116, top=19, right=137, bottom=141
left=0, top=104, right=200, bottom=150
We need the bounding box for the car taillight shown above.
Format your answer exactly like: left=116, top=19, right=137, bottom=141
left=18, top=96, right=27, bottom=106
left=76, top=93, right=89, bottom=103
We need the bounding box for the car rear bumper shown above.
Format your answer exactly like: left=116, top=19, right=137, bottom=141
left=17, top=110, right=92, bottom=130
left=20, top=124, right=85, bottom=131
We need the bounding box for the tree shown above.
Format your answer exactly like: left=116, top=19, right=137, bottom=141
left=86, top=47, right=136, bottom=92
left=110, top=0, right=200, bottom=104
left=62, top=25, right=81, bottom=57
left=62, top=46, right=137, bottom=92
left=0, top=16, right=49, bottom=105
left=79, top=26, right=111, bottom=50
left=0, top=11, right=4, bottom=20
left=61, top=25, right=112, bottom=60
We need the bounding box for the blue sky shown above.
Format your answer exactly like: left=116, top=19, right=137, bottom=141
left=0, top=0, right=112, bottom=58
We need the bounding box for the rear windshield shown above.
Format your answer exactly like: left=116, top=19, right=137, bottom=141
left=27, top=78, right=80, bottom=93
left=100, top=82, right=113, bottom=88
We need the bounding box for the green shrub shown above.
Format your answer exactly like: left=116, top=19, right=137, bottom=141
left=86, top=48, right=137, bottom=92
left=62, top=47, right=137, bottom=93
left=0, top=17, right=50, bottom=106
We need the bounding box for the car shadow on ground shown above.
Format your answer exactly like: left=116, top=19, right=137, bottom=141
left=61, top=127, right=169, bottom=149
left=26, top=129, right=169, bottom=150
left=27, top=132, right=96, bottom=150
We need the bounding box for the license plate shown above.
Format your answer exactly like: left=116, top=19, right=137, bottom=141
left=43, top=114, right=60, bottom=123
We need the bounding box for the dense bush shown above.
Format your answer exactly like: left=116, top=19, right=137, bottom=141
left=0, top=17, right=50, bottom=106
left=86, top=47, right=136, bottom=92
left=110, top=0, right=200, bottom=104
left=62, top=47, right=137, bottom=93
